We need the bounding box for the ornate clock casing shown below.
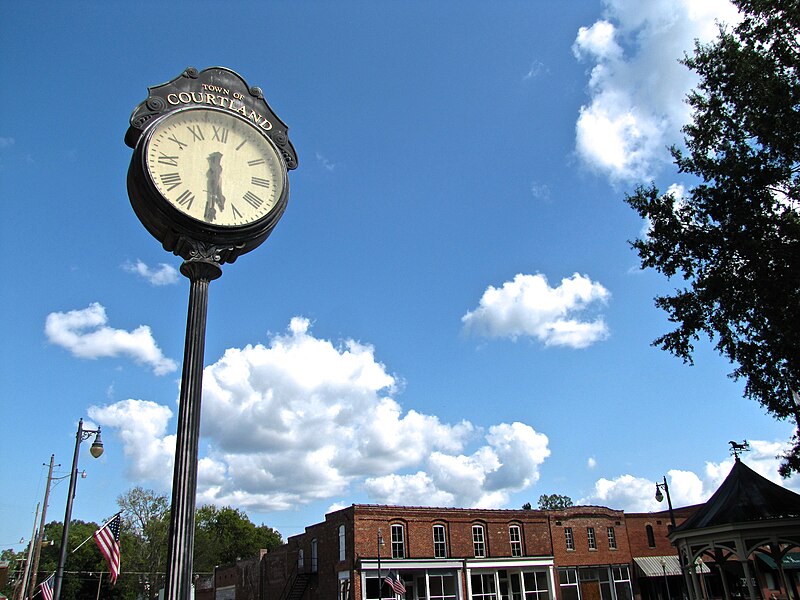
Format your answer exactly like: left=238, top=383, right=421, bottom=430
left=126, top=67, right=298, bottom=264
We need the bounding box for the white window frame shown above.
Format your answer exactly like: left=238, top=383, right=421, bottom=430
left=509, top=525, right=523, bottom=557
left=391, top=523, right=406, bottom=559
left=564, top=527, right=574, bottom=551
left=607, top=527, right=617, bottom=550
left=473, top=524, right=486, bottom=558
left=433, top=524, right=447, bottom=558
left=587, top=527, right=596, bottom=550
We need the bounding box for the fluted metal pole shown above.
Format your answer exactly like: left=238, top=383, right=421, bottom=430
left=163, top=258, right=221, bottom=600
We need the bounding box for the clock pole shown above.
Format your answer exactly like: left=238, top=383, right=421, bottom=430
left=125, top=67, right=298, bottom=600
left=164, top=256, right=221, bottom=600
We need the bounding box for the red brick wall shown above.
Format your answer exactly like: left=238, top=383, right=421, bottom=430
left=547, top=506, right=629, bottom=566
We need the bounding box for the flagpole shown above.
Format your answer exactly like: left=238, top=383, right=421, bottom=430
left=95, top=572, right=102, bottom=600
left=72, top=512, right=122, bottom=553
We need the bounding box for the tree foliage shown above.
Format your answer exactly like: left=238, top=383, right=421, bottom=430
left=537, top=494, right=574, bottom=510
left=624, top=0, right=800, bottom=473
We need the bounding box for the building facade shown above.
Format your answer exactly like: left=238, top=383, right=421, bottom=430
left=251, top=504, right=691, bottom=600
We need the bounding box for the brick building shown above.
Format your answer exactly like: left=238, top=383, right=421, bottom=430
left=250, top=503, right=693, bottom=600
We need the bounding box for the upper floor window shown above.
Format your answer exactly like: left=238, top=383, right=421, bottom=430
left=646, top=524, right=656, bottom=548
left=391, top=523, right=406, bottom=558
left=433, top=524, right=447, bottom=558
left=472, top=524, right=486, bottom=557
left=607, top=526, right=617, bottom=550
left=564, top=527, right=574, bottom=550
left=509, top=525, right=523, bottom=557
left=587, top=527, right=597, bottom=550
left=298, top=548, right=304, bottom=568
left=338, top=524, right=346, bottom=561
left=311, top=538, right=318, bottom=572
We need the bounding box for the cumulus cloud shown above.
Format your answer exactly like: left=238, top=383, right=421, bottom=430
left=366, top=422, right=550, bottom=508
left=573, top=0, right=740, bottom=182
left=45, top=303, right=177, bottom=375
left=123, top=260, right=180, bottom=286
left=580, top=439, right=800, bottom=511
left=462, top=273, right=610, bottom=348
left=92, top=318, right=551, bottom=512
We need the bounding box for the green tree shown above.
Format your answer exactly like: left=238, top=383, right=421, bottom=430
left=624, top=0, right=800, bottom=473
left=117, top=487, right=170, bottom=600
left=34, top=520, right=112, bottom=600
left=537, top=494, right=574, bottom=510
left=193, top=505, right=282, bottom=573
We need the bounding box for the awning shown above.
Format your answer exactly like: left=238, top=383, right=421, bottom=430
left=756, top=552, right=800, bottom=570
left=634, top=556, right=709, bottom=577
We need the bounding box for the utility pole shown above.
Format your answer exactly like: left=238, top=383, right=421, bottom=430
left=29, top=455, right=58, bottom=600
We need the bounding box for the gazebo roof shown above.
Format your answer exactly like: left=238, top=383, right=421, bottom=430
left=673, top=458, right=800, bottom=532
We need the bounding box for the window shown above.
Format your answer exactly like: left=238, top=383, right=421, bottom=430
left=298, top=548, right=304, bottom=569
left=558, top=568, right=579, bottom=600
left=311, top=538, right=318, bottom=572
left=607, top=526, right=617, bottom=550
left=471, top=573, right=497, bottom=600
left=391, top=523, right=406, bottom=558
left=509, top=525, right=523, bottom=557
left=521, top=571, right=550, bottom=600
left=587, top=527, right=597, bottom=550
left=613, top=566, right=633, bottom=600
left=433, top=524, right=447, bottom=558
left=472, top=524, right=486, bottom=557
left=564, top=527, right=574, bottom=550
left=339, top=524, right=346, bottom=561
left=339, top=572, right=351, bottom=600
left=426, top=574, right=457, bottom=600
left=646, top=524, right=656, bottom=548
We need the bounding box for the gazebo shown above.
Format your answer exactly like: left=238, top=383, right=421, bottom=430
left=669, top=456, right=800, bottom=600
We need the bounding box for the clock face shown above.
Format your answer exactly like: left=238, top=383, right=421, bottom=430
left=144, top=108, right=286, bottom=227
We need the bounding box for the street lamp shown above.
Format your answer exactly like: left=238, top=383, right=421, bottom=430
left=53, top=419, right=104, bottom=600
left=655, top=476, right=676, bottom=528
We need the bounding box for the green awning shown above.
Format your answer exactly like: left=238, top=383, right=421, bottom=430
left=756, top=552, right=800, bottom=570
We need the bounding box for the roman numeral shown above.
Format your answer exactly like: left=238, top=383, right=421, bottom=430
left=235, top=139, right=247, bottom=151
left=158, top=152, right=179, bottom=166
left=187, top=125, right=204, bottom=141
left=247, top=158, right=266, bottom=166
left=168, top=134, right=187, bottom=150
left=251, top=177, right=270, bottom=188
left=212, top=126, right=229, bottom=143
left=175, top=189, right=195, bottom=208
left=160, top=172, right=182, bottom=191
left=243, top=191, right=264, bottom=209
left=231, top=204, right=243, bottom=220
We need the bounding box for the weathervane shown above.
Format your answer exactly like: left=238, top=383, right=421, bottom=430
left=729, top=439, right=750, bottom=460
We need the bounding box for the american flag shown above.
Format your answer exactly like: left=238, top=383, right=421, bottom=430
left=40, top=574, right=54, bottom=600
left=384, top=570, right=406, bottom=596
left=93, top=514, right=121, bottom=585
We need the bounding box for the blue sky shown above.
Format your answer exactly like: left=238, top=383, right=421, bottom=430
left=2, top=0, right=795, bottom=551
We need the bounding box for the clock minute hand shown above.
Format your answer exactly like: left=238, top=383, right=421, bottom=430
left=204, top=152, right=226, bottom=223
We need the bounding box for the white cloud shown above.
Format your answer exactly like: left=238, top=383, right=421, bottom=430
left=45, top=303, right=178, bottom=375
left=123, top=260, right=180, bottom=286
left=0, top=136, right=15, bottom=149
left=573, top=0, right=741, bottom=182
left=88, top=400, right=175, bottom=482
left=580, top=440, right=800, bottom=511
left=462, top=273, right=610, bottom=348
left=365, top=422, right=550, bottom=508
left=93, top=318, right=551, bottom=512
left=587, top=457, right=597, bottom=470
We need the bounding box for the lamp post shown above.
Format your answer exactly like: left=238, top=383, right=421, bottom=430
left=655, top=476, right=676, bottom=528
left=53, top=419, right=104, bottom=600
left=661, top=557, right=671, bottom=600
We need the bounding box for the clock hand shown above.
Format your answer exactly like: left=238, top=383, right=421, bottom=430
left=204, top=152, right=226, bottom=222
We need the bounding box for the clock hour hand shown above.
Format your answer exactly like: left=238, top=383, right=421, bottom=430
left=204, top=152, right=226, bottom=223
